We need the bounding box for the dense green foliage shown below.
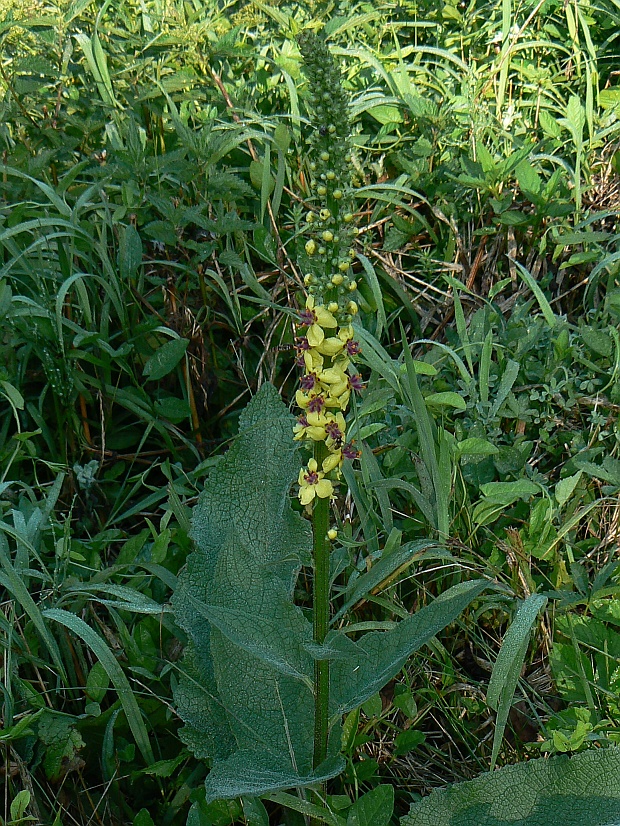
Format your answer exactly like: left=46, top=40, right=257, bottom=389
left=1, top=0, right=620, bottom=823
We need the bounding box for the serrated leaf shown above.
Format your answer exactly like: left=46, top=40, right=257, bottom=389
left=401, top=747, right=620, bottom=826
left=143, top=338, right=188, bottom=380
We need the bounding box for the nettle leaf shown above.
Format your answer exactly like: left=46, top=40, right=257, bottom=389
left=401, top=747, right=620, bottom=826
left=172, top=383, right=323, bottom=801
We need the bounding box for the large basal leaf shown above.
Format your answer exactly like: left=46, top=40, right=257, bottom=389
left=401, top=747, right=620, bottom=826
left=172, top=383, right=321, bottom=799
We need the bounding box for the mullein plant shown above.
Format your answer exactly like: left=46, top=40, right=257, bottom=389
left=295, top=30, right=364, bottom=776
left=172, top=30, right=489, bottom=825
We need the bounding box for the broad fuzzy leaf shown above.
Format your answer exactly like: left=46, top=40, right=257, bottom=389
left=401, top=747, right=620, bottom=826
left=172, top=383, right=318, bottom=797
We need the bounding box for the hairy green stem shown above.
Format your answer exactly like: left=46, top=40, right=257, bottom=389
left=312, top=440, right=331, bottom=771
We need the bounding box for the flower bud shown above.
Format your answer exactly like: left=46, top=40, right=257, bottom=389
left=348, top=280, right=357, bottom=291
left=320, top=151, right=330, bottom=161
left=333, top=189, right=343, bottom=200
left=322, top=230, right=334, bottom=242
left=331, top=273, right=344, bottom=286
left=338, top=261, right=350, bottom=272
left=319, top=208, right=331, bottom=221
left=343, top=213, right=353, bottom=223
left=305, top=240, right=317, bottom=255
left=327, top=528, right=338, bottom=540
left=347, top=300, right=358, bottom=315
left=306, top=211, right=315, bottom=223
left=326, top=171, right=336, bottom=180
left=328, top=301, right=339, bottom=313
left=317, top=185, right=327, bottom=196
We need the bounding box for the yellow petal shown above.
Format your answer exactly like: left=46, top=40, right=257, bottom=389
left=322, top=452, right=342, bottom=473
left=300, top=486, right=316, bottom=505
left=308, top=458, right=318, bottom=473
left=319, top=367, right=347, bottom=384
left=296, top=390, right=311, bottom=409
left=315, top=479, right=334, bottom=499
left=314, top=306, right=338, bottom=328
left=317, top=337, right=344, bottom=356
left=307, top=324, right=325, bottom=347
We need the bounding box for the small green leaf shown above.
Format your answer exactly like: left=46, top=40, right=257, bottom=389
left=479, top=479, right=540, bottom=504
left=273, top=123, right=291, bottom=153
left=362, top=693, right=382, bottom=718
left=133, top=810, right=155, bottom=826
left=85, top=661, right=110, bottom=703
left=0, top=381, right=24, bottom=410
left=555, top=472, right=582, bottom=508
left=425, top=392, right=466, bottom=410
left=10, top=790, right=31, bottom=822
left=347, top=785, right=394, bottom=826
left=143, top=338, right=189, bottom=380
left=393, top=729, right=425, bottom=755
left=456, top=438, right=499, bottom=457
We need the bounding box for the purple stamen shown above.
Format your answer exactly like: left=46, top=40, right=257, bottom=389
left=300, top=373, right=319, bottom=391
left=348, top=374, right=364, bottom=392
left=343, top=441, right=360, bottom=460
left=307, top=395, right=325, bottom=414
left=325, top=421, right=343, bottom=446
left=298, top=309, right=315, bottom=326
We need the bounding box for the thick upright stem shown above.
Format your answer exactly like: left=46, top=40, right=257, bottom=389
left=312, top=440, right=330, bottom=770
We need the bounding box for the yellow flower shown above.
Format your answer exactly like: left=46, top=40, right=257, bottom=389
left=298, top=458, right=333, bottom=505
left=299, top=296, right=338, bottom=347
left=302, top=348, right=324, bottom=374
left=293, top=411, right=328, bottom=442
left=319, top=365, right=349, bottom=398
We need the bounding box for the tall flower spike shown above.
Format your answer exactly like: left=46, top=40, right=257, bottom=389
left=297, top=30, right=362, bottom=324
left=294, top=30, right=364, bottom=508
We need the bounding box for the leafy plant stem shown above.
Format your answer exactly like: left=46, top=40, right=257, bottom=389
left=312, top=440, right=330, bottom=807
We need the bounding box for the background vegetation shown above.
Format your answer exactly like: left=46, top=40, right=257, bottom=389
left=0, top=0, right=619, bottom=823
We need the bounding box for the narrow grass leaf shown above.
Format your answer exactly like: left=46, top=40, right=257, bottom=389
left=42, top=608, right=154, bottom=765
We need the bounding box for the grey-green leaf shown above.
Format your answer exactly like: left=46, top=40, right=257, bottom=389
left=172, top=383, right=315, bottom=798
left=401, top=747, right=620, bottom=826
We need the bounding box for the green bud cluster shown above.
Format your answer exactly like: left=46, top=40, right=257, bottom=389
left=297, top=30, right=361, bottom=327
